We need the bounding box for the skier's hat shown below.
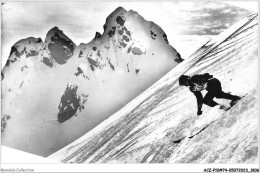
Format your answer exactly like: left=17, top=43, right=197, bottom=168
left=179, top=75, right=190, bottom=85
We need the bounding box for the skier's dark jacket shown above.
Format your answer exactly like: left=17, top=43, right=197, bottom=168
left=189, top=73, right=213, bottom=112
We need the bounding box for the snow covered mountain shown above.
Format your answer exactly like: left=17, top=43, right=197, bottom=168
left=49, top=13, right=258, bottom=163
left=1, top=7, right=182, bottom=157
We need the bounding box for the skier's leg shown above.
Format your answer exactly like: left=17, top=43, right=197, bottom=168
left=203, top=92, right=218, bottom=107
left=207, top=78, right=240, bottom=107
left=203, top=78, right=221, bottom=107
left=215, top=91, right=240, bottom=100
left=215, top=91, right=241, bottom=106
left=207, top=78, right=239, bottom=100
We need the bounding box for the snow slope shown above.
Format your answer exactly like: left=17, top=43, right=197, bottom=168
left=1, top=7, right=182, bottom=157
left=49, top=13, right=258, bottom=163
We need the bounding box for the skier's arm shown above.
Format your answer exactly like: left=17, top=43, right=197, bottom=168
left=202, top=73, right=213, bottom=80
left=190, top=89, right=203, bottom=115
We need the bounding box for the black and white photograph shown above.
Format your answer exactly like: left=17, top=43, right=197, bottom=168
left=1, top=0, right=259, bottom=173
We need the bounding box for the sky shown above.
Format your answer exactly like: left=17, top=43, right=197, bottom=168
left=1, top=1, right=258, bottom=66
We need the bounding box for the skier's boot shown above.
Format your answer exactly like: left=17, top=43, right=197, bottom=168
left=230, top=96, right=241, bottom=107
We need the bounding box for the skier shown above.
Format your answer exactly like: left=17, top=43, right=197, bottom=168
left=179, top=73, right=240, bottom=115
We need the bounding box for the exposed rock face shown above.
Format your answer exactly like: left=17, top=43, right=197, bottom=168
left=58, top=84, right=81, bottom=123
left=1, top=7, right=183, bottom=157
left=46, top=27, right=75, bottom=65
left=1, top=114, right=11, bottom=133
left=43, top=57, right=53, bottom=67
left=58, top=84, right=88, bottom=123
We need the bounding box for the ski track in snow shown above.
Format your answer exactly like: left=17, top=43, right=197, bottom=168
left=49, top=14, right=258, bottom=163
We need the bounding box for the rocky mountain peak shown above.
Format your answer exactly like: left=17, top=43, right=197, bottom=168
left=100, top=6, right=178, bottom=60
left=103, top=7, right=127, bottom=30
left=3, top=37, right=43, bottom=69
left=44, top=26, right=76, bottom=65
